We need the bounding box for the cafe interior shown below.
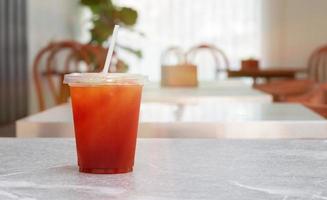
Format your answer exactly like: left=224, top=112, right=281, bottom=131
left=0, top=0, right=327, bottom=199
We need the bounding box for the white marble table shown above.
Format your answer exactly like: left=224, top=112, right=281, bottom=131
left=1, top=138, right=327, bottom=200
left=16, top=102, right=327, bottom=138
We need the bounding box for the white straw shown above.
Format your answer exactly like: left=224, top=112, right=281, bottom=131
left=102, top=25, right=120, bottom=73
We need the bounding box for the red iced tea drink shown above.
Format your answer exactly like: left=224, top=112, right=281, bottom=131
left=64, top=73, right=145, bottom=174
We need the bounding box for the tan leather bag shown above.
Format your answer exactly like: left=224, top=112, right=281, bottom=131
left=161, top=47, right=198, bottom=87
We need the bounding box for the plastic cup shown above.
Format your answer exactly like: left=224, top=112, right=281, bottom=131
left=64, top=73, right=146, bottom=174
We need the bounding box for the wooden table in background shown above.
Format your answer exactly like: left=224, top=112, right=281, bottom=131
left=227, top=68, right=307, bottom=84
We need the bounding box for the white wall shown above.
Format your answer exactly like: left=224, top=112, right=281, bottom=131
left=27, top=0, right=79, bottom=114
left=281, top=0, right=327, bottom=67
left=261, top=0, right=327, bottom=68
left=261, top=0, right=286, bottom=67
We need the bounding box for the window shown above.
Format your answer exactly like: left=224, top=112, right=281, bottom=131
left=81, top=0, right=262, bottom=80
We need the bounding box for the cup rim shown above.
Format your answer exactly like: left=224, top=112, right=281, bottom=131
left=64, top=73, right=147, bottom=85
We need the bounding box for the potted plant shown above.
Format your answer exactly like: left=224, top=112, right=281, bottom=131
left=80, top=0, right=142, bottom=72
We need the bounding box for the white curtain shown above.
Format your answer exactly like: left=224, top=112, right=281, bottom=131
left=86, top=0, right=263, bottom=80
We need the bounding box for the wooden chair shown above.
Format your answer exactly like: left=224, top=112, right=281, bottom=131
left=308, top=45, right=327, bottom=83
left=254, top=45, right=327, bottom=117
left=254, top=79, right=315, bottom=101
left=255, top=80, right=327, bottom=118
left=186, top=44, right=230, bottom=79
left=285, top=83, right=327, bottom=118
left=33, top=41, right=107, bottom=111
left=302, top=103, right=327, bottom=118
left=255, top=44, right=327, bottom=100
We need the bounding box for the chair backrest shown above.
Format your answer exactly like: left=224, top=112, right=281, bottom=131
left=308, top=45, right=327, bottom=83
left=186, top=44, right=230, bottom=79
left=33, top=41, right=107, bottom=111
left=160, top=47, right=185, bottom=66
left=284, top=83, right=327, bottom=118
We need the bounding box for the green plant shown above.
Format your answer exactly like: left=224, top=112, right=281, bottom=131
left=80, top=0, right=142, bottom=71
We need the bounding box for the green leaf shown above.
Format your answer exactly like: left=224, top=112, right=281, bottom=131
left=118, top=7, right=138, bottom=26
left=80, top=0, right=113, bottom=13
left=118, top=44, right=142, bottom=59
left=90, top=19, right=113, bottom=44
left=89, top=5, right=102, bottom=13
left=99, top=8, right=114, bottom=26
left=106, top=0, right=113, bottom=7
left=79, top=0, right=142, bottom=63
left=80, top=0, right=104, bottom=6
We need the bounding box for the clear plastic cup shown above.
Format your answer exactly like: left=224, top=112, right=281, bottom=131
left=64, top=73, right=146, bottom=174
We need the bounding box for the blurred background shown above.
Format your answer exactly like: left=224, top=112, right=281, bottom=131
left=1, top=0, right=327, bottom=136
